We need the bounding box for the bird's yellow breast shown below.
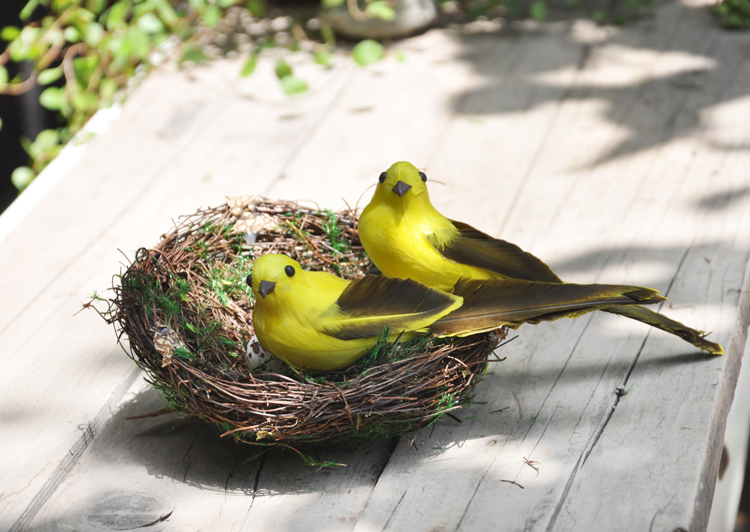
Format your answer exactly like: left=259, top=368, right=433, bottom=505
left=359, top=201, right=498, bottom=292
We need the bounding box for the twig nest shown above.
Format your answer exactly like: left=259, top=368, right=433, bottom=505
left=102, top=198, right=501, bottom=455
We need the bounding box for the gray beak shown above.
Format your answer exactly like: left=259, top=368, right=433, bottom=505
left=258, top=280, right=276, bottom=299
left=391, top=180, right=412, bottom=197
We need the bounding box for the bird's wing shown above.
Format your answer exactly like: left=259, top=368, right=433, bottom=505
left=430, top=278, right=665, bottom=336
left=323, top=275, right=462, bottom=340
left=435, top=219, right=563, bottom=283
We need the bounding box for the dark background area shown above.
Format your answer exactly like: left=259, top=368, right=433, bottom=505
left=0, top=0, right=58, bottom=214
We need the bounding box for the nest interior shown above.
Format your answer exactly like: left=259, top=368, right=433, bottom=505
left=104, top=198, right=500, bottom=454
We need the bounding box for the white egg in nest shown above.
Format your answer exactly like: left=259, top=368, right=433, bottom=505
left=245, top=334, right=291, bottom=374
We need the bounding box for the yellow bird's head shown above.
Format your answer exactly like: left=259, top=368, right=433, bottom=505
left=247, top=253, right=302, bottom=305
left=370, top=161, right=431, bottom=209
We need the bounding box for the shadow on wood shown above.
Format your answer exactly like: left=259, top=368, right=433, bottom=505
left=448, top=3, right=750, bottom=167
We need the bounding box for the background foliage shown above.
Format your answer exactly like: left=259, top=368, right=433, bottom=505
left=0, top=0, right=744, bottom=197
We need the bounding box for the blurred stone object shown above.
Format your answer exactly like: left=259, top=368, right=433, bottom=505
left=321, top=0, right=436, bottom=39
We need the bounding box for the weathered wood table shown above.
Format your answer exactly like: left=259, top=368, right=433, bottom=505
left=2, top=1, right=750, bottom=530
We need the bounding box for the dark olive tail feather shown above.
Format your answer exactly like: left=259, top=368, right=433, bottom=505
left=603, top=305, right=724, bottom=355
left=430, top=279, right=665, bottom=337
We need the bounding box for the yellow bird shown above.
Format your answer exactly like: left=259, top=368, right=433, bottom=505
left=249, top=253, right=666, bottom=370
left=358, top=161, right=724, bottom=355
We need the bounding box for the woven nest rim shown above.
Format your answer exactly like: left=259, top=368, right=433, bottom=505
left=100, top=197, right=503, bottom=452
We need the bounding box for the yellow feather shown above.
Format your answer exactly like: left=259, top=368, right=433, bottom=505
left=250, top=254, right=462, bottom=370
left=360, top=162, right=497, bottom=291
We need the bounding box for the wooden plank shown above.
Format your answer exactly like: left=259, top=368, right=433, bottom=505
left=556, top=38, right=750, bottom=526
left=266, top=29, right=482, bottom=207
left=554, top=10, right=750, bottom=527
left=25, top=378, right=395, bottom=532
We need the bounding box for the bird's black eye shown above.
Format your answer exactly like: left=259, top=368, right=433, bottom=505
left=246, top=274, right=252, bottom=287
left=285, top=265, right=295, bottom=277
left=419, top=171, right=427, bottom=182
left=379, top=172, right=386, bottom=183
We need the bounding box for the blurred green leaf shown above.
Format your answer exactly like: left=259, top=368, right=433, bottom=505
left=245, top=0, right=264, bottom=17
left=108, top=33, right=126, bottom=59
left=73, top=55, right=99, bottom=88
left=322, top=0, right=345, bottom=8
left=0, top=65, right=7, bottom=90
left=99, top=77, right=117, bottom=101
left=125, top=27, right=150, bottom=59
left=394, top=49, right=406, bottom=62
left=137, top=12, right=164, bottom=34
left=241, top=53, right=258, bottom=76
left=529, top=0, right=548, bottom=19
left=280, top=74, right=308, bottom=96
left=84, top=21, right=105, bottom=46
left=41, top=15, right=56, bottom=30
left=365, top=1, right=396, bottom=20
left=71, top=7, right=95, bottom=24
left=11, top=167, right=35, bottom=191
left=87, top=0, right=108, bottom=14
left=320, top=23, right=336, bottom=45
left=352, top=39, right=383, bottom=67
left=9, top=26, right=41, bottom=62
left=20, top=0, right=40, bottom=21
left=1, top=26, right=21, bottom=41
left=218, top=0, right=237, bottom=8
left=20, top=136, right=31, bottom=155
left=153, top=0, right=179, bottom=27
left=72, top=90, right=98, bottom=111
left=288, top=35, right=301, bottom=52
left=203, top=4, right=222, bottom=26
left=106, top=1, right=130, bottom=30
left=179, top=45, right=209, bottom=64
left=712, top=0, right=750, bottom=28
left=46, top=25, right=66, bottom=49
left=275, top=59, right=292, bottom=79
left=592, top=8, right=606, bottom=21
left=29, top=129, right=61, bottom=159
left=258, top=35, right=277, bottom=49
left=64, top=26, right=81, bottom=42
left=39, top=86, right=65, bottom=110
left=37, top=66, right=64, bottom=85
left=314, top=48, right=333, bottom=67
